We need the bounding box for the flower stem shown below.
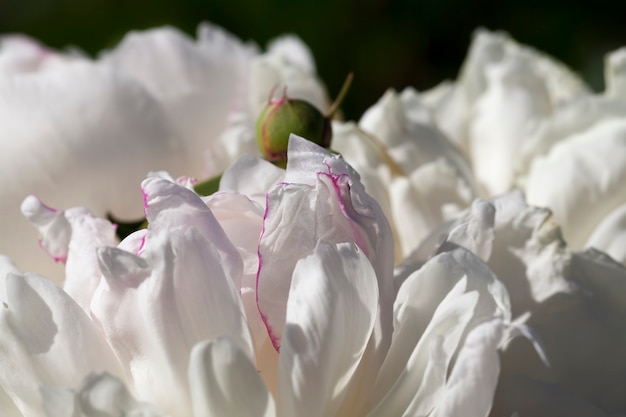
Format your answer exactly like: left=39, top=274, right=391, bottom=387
left=327, top=72, right=354, bottom=118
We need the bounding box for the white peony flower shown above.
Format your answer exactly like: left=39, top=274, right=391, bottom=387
left=0, top=137, right=530, bottom=416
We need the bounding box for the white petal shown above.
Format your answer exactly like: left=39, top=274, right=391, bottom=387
left=605, top=47, right=626, bottom=97
left=431, top=320, right=504, bottom=417
left=359, top=89, right=476, bottom=189
left=468, top=56, right=551, bottom=194
left=0, top=255, right=21, bottom=303
left=92, top=178, right=252, bottom=415
left=445, top=199, right=495, bottom=261
left=100, top=25, right=255, bottom=178
left=333, top=105, right=475, bottom=259
left=368, top=248, right=510, bottom=416
left=248, top=46, right=329, bottom=118
left=525, top=118, right=626, bottom=249
left=266, top=35, right=317, bottom=74
left=204, top=192, right=268, bottom=348
left=0, top=273, right=124, bottom=416
left=62, top=208, right=117, bottom=311
left=585, top=202, right=626, bottom=264
left=427, top=28, right=587, bottom=156
left=0, top=35, right=78, bottom=76
left=277, top=241, right=378, bottom=417
left=1, top=60, right=186, bottom=282
left=219, top=154, right=285, bottom=206
left=22, top=196, right=117, bottom=306
left=257, top=137, right=394, bottom=354
left=517, top=95, right=626, bottom=177
left=189, top=338, right=275, bottom=417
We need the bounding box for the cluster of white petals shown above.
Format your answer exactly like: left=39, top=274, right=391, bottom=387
left=3, top=137, right=527, bottom=416
left=0, top=25, right=328, bottom=281
left=2, top=22, right=626, bottom=417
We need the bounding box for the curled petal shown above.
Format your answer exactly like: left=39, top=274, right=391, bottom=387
left=0, top=273, right=123, bottom=416
left=277, top=241, right=378, bottom=417
left=189, top=338, right=275, bottom=417
left=257, top=136, right=394, bottom=352
left=92, top=178, right=252, bottom=416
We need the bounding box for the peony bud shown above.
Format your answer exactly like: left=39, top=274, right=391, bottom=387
left=256, top=94, right=332, bottom=166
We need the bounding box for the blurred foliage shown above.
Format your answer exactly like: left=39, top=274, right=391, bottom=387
left=1, top=0, right=625, bottom=119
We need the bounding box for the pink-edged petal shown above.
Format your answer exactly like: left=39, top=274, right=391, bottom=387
left=0, top=35, right=78, bottom=76
left=204, top=192, right=267, bottom=346
left=257, top=137, right=394, bottom=354
left=0, top=273, right=124, bottom=416
left=142, top=176, right=243, bottom=288
left=63, top=208, right=117, bottom=311
left=92, top=178, right=252, bottom=416
left=21, top=196, right=118, bottom=306
left=277, top=241, right=378, bottom=417
left=189, top=338, right=275, bottom=417
left=21, top=195, right=71, bottom=266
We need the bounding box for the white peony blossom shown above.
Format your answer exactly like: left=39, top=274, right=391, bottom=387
left=0, top=137, right=530, bottom=416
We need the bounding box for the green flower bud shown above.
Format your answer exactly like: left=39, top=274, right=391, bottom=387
left=256, top=96, right=332, bottom=166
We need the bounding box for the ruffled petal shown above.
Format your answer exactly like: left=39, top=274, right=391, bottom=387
left=468, top=56, right=551, bottom=194
left=422, top=191, right=626, bottom=414
left=426, top=28, right=587, bottom=154
left=0, top=35, right=79, bottom=75
left=257, top=136, right=394, bottom=352
left=333, top=90, right=476, bottom=258
left=92, top=177, right=252, bottom=416
left=367, top=248, right=510, bottom=416
left=22, top=195, right=118, bottom=304
left=100, top=24, right=256, bottom=178
left=525, top=118, right=626, bottom=250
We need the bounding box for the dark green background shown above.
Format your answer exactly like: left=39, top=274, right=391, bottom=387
left=2, top=0, right=625, bottom=119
